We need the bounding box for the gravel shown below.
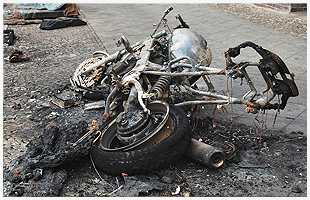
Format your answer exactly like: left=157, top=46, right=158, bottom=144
left=204, top=3, right=307, bottom=40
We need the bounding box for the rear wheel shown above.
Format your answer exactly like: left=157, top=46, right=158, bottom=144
left=91, top=103, right=191, bottom=175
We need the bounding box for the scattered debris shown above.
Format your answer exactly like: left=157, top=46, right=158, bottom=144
left=3, top=121, right=96, bottom=196
left=9, top=49, right=30, bottom=63
left=4, top=3, right=83, bottom=29
left=3, top=9, right=42, bottom=25
left=183, top=191, right=190, bottom=197
left=171, top=185, right=181, bottom=195
left=109, top=174, right=166, bottom=196
left=237, top=150, right=270, bottom=168
left=3, top=30, right=15, bottom=45
left=84, top=100, right=105, bottom=110
left=7, top=3, right=78, bottom=20
left=52, top=90, right=82, bottom=108
left=40, top=17, right=87, bottom=30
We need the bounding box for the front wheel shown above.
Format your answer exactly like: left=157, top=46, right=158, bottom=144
left=91, top=104, right=191, bottom=175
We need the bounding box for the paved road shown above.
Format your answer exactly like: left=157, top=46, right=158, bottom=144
left=78, top=4, right=307, bottom=136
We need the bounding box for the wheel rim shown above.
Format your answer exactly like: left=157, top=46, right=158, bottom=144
left=99, top=101, right=172, bottom=151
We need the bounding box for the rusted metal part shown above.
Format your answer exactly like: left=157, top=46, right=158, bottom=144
left=225, top=42, right=298, bottom=110
left=71, top=51, right=109, bottom=88
left=201, top=74, right=214, bottom=92
left=167, top=56, right=195, bottom=72
left=84, top=100, right=105, bottom=110
left=143, top=70, right=224, bottom=76
left=116, top=108, right=151, bottom=145
left=267, top=50, right=298, bottom=97
left=235, top=62, right=276, bottom=108
left=102, top=113, right=109, bottom=120
left=182, top=85, right=258, bottom=108
left=175, top=14, right=189, bottom=29
left=102, top=87, right=117, bottom=119
left=132, top=116, right=172, bottom=150
left=122, top=78, right=149, bottom=114
left=67, top=120, right=99, bottom=147
left=245, top=105, right=258, bottom=114
left=150, top=75, right=171, bottom=99
left=175, top=100, right=233, bottom=107
left=185, top=139, right=224, bottom=168
left=82, top=51, right=119, bottom=74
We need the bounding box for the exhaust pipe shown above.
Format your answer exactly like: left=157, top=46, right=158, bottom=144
left=186, top=138, right=224, bottom=168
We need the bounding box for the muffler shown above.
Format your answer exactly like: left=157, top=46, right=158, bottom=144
left=186, top=138, right=224, bottom=168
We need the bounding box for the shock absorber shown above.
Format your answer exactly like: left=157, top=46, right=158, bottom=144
left=151, top=75, right=171, bottom=99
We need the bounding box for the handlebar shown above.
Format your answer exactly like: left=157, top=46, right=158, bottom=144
left=151, top=6, right=173, bottom=36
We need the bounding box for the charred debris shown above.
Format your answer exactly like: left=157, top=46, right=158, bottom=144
left=3, top=102, right=305, bottom=196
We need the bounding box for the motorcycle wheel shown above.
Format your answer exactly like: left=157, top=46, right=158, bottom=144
left=91, top=105, right=191, bottom=175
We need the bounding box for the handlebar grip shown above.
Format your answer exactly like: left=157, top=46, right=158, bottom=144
left=164, top=7, right=173, bottom=15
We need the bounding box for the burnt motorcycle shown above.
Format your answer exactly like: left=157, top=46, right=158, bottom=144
left=69, top=7, right=298, bottom=175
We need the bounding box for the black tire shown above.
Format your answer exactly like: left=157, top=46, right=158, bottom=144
left=91, top=105, right=191, bottom=175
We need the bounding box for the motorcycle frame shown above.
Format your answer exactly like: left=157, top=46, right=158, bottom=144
left=73, top=7, right=297, bottom=117
left=78, top=40, right=282, bottom=117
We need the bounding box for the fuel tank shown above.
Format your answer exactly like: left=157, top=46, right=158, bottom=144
left=171, top=28, right=212, bottom=67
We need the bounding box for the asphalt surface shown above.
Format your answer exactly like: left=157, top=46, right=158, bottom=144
left=78, top=3, right=307, bottom=136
